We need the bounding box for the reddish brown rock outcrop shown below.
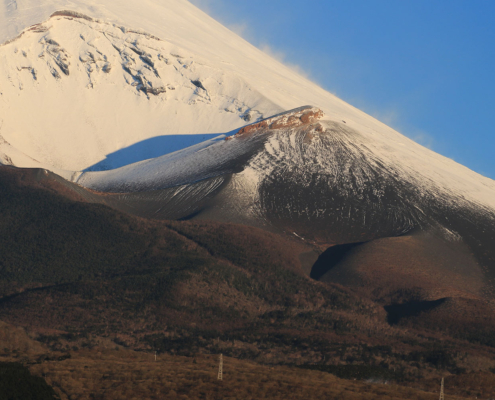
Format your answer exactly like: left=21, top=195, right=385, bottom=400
left=229, top=106, right=324, bottom=139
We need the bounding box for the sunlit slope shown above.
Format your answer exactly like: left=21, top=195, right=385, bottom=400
left=0, top=0, right=494, bottom=211
left=0, top=10, right=280, bottom=171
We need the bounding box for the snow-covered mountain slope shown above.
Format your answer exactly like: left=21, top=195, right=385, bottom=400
left=1, top=0, right=492, bottom=210
left=0, top=9, right=280, bottom=171
left=1, top=3, right=495, bottom=243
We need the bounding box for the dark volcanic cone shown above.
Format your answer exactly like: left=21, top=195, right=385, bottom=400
left=32, top=106, right=495, bottom=304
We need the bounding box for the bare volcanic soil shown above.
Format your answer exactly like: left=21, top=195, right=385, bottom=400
left=1, top=165, right=495, bottom=397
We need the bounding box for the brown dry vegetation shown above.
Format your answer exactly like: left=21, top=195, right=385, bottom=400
left=2, top=166, right=495, bottom=398
left=1, top=347, right=467, bottom=400
left=0, top=321, right=492, bottom=400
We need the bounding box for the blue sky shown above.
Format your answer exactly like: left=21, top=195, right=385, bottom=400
left=190, top=0, right=495, bottom=179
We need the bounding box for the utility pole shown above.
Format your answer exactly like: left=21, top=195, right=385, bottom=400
left=439, top=377, right=444, bottom=400
left=218, top=354, right=223, bottom=381
left=154, top=351, right=157, bottom=361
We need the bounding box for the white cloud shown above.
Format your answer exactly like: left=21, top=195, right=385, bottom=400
left=367, top=106, right=435, bottom=150
left=411, top=131, right=435, bottom=150
left=258, top=43, right=310, bottom=79
left=226, top=21, right=250, bottom=40
left=189, top=0, right=312, bottom=80
left=187, top=0, right=213, bottom=13
left=370, top=108, right=401, bottom=129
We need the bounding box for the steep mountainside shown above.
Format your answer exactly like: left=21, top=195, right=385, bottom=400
left=1, top=2, right=495, bottom=395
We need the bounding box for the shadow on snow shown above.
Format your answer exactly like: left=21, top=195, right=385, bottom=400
left=84, top=133, right=224, bottom=172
